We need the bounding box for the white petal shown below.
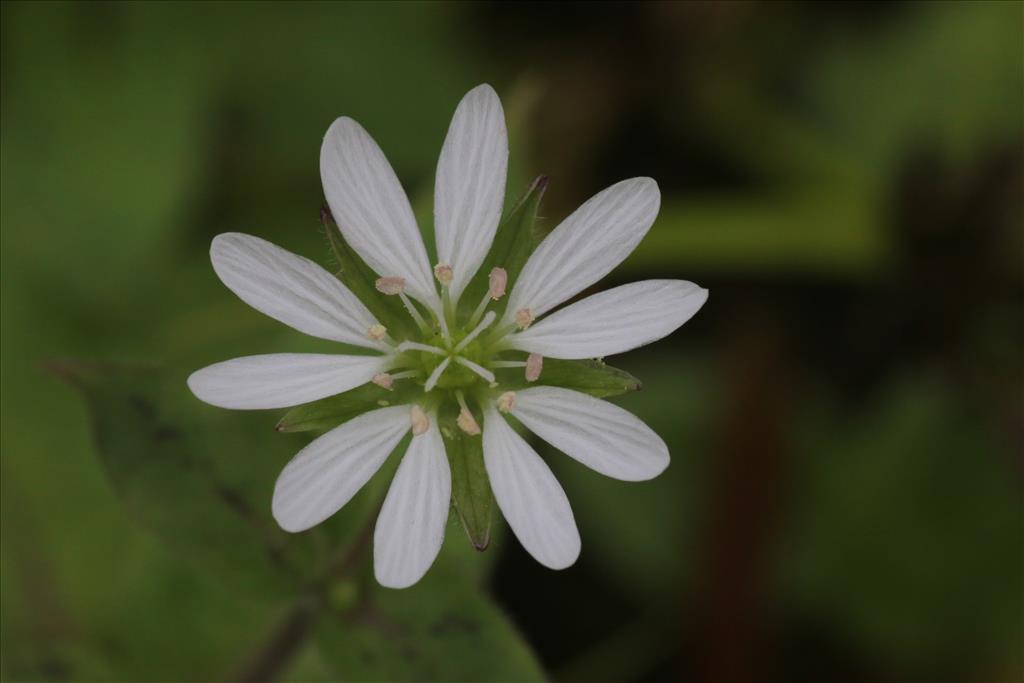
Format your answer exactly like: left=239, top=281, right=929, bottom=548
left=482, top=409, right=580, bottom=569
left=272, top=406, right=409, bottom=532
left=512, top=387, right=669, bottom=481
left=320, top=117, right=438, bottom=307
left=505, top=178, right=660, bottom=322
left=373, top=419, right=451, bottom=589
left=211, top=233, right=383, bottom=349
left=434, top=84, right=508, bottom=302
left=507, top=280, right=708, bottom=359
left=187, top=353, right=388, bottom=410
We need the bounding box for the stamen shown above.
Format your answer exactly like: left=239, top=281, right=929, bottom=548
left=389, top=370, right=418, bottom=380
left=455, top=391, right=481, bottom=435
left=488, top=267, right=507, bottom=300
left=397, top=341, right=447, bottom=356
left=375, top=276, right=406, bottom=295
left=467, top=266, right=508, bottom=328
left=371, top=373, right=393, bottom=390
left=434, top=263, right=453, bottom=287
left=397, top=291, right=430, bottom=333
left=514, top=308, right=534, bottom=330
left=454, top=311, right=496, bottom=353
left=525, top=353, right=543, bottom=382
left=457, top=408, right=481, bottom=436
left=454, top=356, right=495, bottom=383
left=367, top=323, right=387, bottom=341
left=489, top=360, right=526, bottom=368
left=435, top=302, right=453, bottom=346
left=496, top=391, right=516, bottom=413
left=424, top=356, right=451, bottom=392
left=410, top=405, right=430, bottom=435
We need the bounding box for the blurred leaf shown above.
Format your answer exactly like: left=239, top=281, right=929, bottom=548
left=779, top=376, right=1023, bottom=669
left=317, top=569, right=546, bottom=682
left=55, top=360, right=313, bottom=599
left=458, top=176, right=548, bottom=320
left=441, top=408, right=493, bottom=551
left=626, top=191, right=881, bottom=276
left=322, top=209, right=418, bottom=342
left=545, top=352, right=715, bottom=602
left=276, top=381, right=420, bottom=434
left=497, top=358, right=642, bottom=398
left=812, top=0, right=1023, bottom=172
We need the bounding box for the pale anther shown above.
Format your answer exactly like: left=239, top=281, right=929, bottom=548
left=434, top=263, right=453, bottom=287
left=496, top=391, right=516, bottom=413
left=367, top=323, right=387, bottom=341
left=371, top=372, right=394, bottom=390
left=410, top=405, right=430, bottom=436
left=456, top=408, right=481, bottom=436
left=514, top=308, right=534, bottom=330
left=488, top=267, right=507, bottom=300
left=525, top=353, right=543, bottom=382
left=375, top=276, right=406, bottom=295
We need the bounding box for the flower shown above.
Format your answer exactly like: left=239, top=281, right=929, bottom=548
left=188, top=84, right=708, bottom=588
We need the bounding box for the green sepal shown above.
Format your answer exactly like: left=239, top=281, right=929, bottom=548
left=457, top=175, right=548, bottom=321
left=495, top=358, right=642, bottom=398
left=321, top=207, right=417, bottom=341
left=276, top=380, right=421, bottom=433
left=438, top=405, right=493, bottom=551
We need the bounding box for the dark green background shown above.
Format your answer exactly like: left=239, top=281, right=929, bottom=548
left=2, top=2, right=1021, bottom=682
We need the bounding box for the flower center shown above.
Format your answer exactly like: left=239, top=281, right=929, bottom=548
left=372, top=264, right=539, bottom=434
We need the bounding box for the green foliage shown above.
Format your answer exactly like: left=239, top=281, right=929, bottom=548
left=497, top=358, right=642, bottom=398
left=317, top=569, right=546, bottom=683
left=53, top=361, right=316, bottom=599
left=780, top=377, right=1022, bottom=669
left=276, top=381, right=421, bottom=434
left=56, top=359, right=547, bottom=681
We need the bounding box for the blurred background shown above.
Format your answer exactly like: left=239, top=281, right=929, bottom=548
left=2, top=2, right=1021, bottom=682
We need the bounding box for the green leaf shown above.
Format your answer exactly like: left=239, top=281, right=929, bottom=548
left=496, top=358, right=642, bottom=398
left=440, top=407, right=493, bottom=551
left=316, top=568, right=547, bottom=683
left=458, top=175, right=548, bottom=320
left=321, top=207, right=417, bottom=342
left=52, top=360, right=316, bottom=598
left=276, top=380, right=421, bottom=433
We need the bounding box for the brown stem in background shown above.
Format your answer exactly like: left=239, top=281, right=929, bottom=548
left=696, top=318, right=789, bottom=683
left=228, top=507, right=379, bottom=683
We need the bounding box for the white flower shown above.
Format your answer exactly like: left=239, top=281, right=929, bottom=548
left=188, top=84, right=708, bottom=588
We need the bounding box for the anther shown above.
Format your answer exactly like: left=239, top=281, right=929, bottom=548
left=375, top=276, right=406, bottom=295
left=488, top=267, right=507, bottom=300
left=525, top=353, right=543, bottom=382
left=410, top=405, right=430, bottom=435
left=496, top=391, right=516, bottom=413
left=434, top=263, right=453, bottom=287
left=457, top=408, right=481, bottom=436
left=514, top=308, right=534, bottom=330
left=367, top=323, right=387, bottom=341
left=371, top=373, right=393, bottom=390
